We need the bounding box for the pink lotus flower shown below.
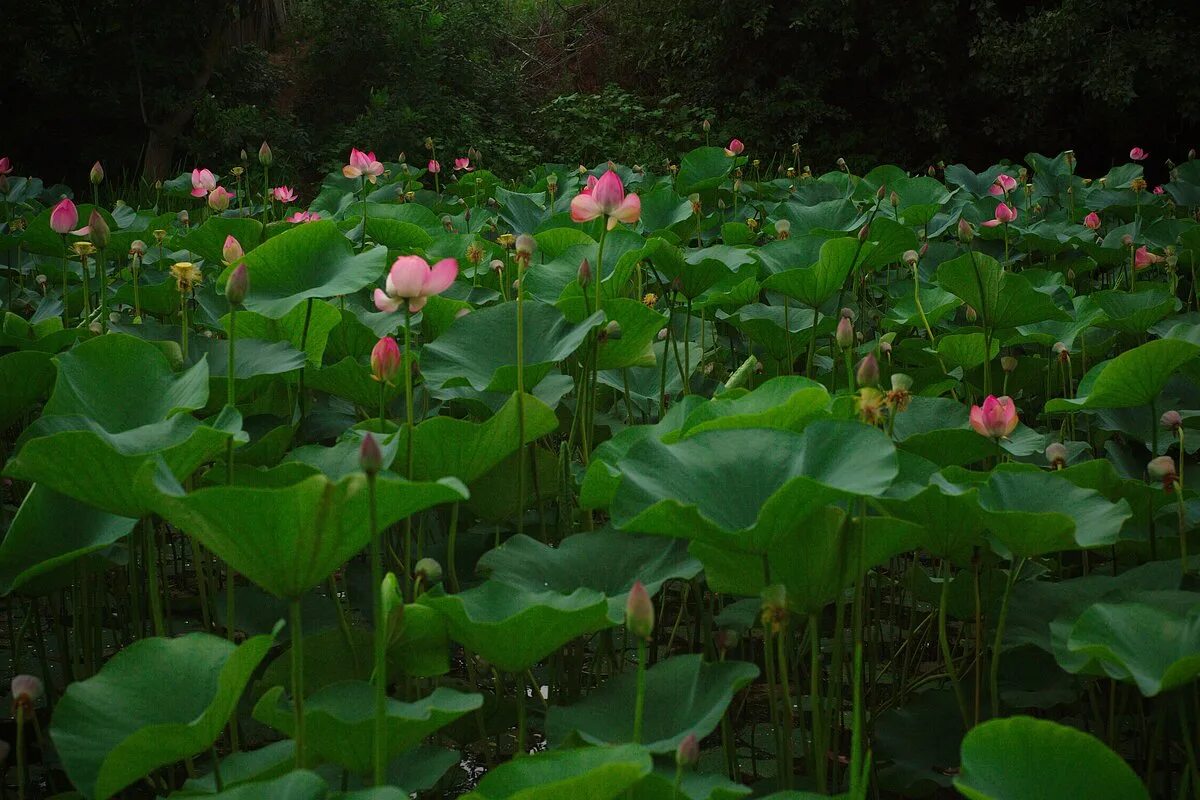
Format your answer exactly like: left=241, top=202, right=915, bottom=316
left=273, top=185, right=297, bottom=203
left=0, top=156, right=11, bottom=175
left=50, top=198, right=79, bottom=234
left=371, top=336, right=402, bottom=384
left=287, top=211, right=321, bottom=224
left=191, top=168, right=217, bottom=198
left=982, top=202, right=1018, bottom=227
left=1083, top=211, right=1101, bottom=230
left=1134, top=246, right=1161, bottom=270
left=1153, top=185, right=1165, bottom=195
left=373, top=255, right=458, bottom=313
left=427, top=159, right=441, bottom=174
left=570, top=170, right=641, bottom=230
left=1129, top=147, right=1148, bottom=161
left=453, top=157, right=472, bottom=172
left=223, top=235, right=244, bottom=264
left=207, top=186, right=234, bottom=212
left=342, top=148, right=385, bottom=183
left=625, top=580, right=654, bottom=639
left=969, top=395, right=1019, bottom=439
left=988, top=173, right=1017, bottom=196
left=724, top=139, right=744, bottom=157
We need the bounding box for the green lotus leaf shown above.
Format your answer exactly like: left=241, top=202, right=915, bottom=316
left=253, top=681, right=481, bottom=775
left=760, top=237, right=863, bottom=308
left=1045, top=338, right=1200, bottom=412
left=936, top=252, right=1069, bottom=329
left=954, top=716, right=1148, bottom=800
left=0, top=350, right=55, bottom=431
left=188, top=769, right=326, bottom=800
left=50, top=630, right=278, bottom=800
left=178, top=216, right=262, bottom=266
left=676, top=146, right=734, bottom=195
left=671, top=376, right=830, bottom=439
left=462, top=743, right=652, bottom=800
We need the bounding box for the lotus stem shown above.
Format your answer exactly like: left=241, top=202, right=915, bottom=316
left=367, top=471, right=387, bottom=784
left=289, top=599, right=306, bottom=767
left=990, top=557, right=1024, bottom=719
left=633, top=637, right=648, bottom=744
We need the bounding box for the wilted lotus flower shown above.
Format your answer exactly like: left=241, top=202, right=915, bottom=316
left=625, top=581, right=654, bottom=639
left=1083, top=211, right=1101, bottom=230
left=371, top=336, right=401, bottom=384
left=207, top=186, right=234, bottom=212
left=191, top=168, right=217, bottom=197
left=570, top=170, right=641, bottom=230
left=1129, top=146, right=1149, bottom=161
left=969, top=395, right=1019, bottom=439
left=222, top=235, right=244, bottom=265
left=374, top=255, right=458, bottom=313
left=50, top=198, right=78, bottom=234
left=724, top=138, right=744, bottom=157
left=343, top=148, right=385, bottom=183
left=11, top=674, right=43, bottom=710
left=1045, top=442, right=1068, bottom=469
left=989, top=173, right=1017, bottom=196
left=273, top=185, right=297, bottom=203
left=1147, top=455, right=1178, bottom=491
left=982, top=203, right=1018, bottom=227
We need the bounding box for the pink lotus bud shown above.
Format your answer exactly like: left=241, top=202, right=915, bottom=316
left=578, top=258, right=592, bottom=287
left=676, top=733, right=700, bottom=767
left=625, top=580, right=654, bottom=640
left=1153, top=185, right=1164, bottom=195
left=858, top=223, right=870, bottom=242
left=856, top=353, right=879, bottom=386
left=427, top=159, right=441, bottom=174
left=1045, top=442, right=1068, bottom=469
left=0, top=156, right=11, bottom=175
left=1083, top=212, right=1101, bottom=230
left=371, top=336, right=402, bottom=384
left=1148, top=456, right=1178, bottom=491
left=957, top=218, right=974, bottom=242
left=724, top=138, right=744, bottom=157
left=225, top=263, right=249, bottom=305
left=50, top=198, right=78, bottom=234
left=359, top=432, right=383, bottom=475
left=89, top=161, right=104, bottom=185
left=1129, top=147, right=1148, bottom=161
left=1161, top=410, right=1183, bottom=432
left=87, top=209, right=110, bottom=249
left=969, top=395, right=1019, bottom=439
left=982, top=203, right=1017, bottom=227
left=11, top=675, right=43, bottom=710
left=258, top=141, right=273, bottom=166
left=836, top=317, right=854, bottom=349
left=207, top=186, right=234, bottom=212
left=222, top=235, right=244, bottom=264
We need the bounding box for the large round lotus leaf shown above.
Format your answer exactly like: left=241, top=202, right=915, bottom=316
left=478, top=530, right=701, bottom=622
left=676, top=146, right=734, bottom=195
left=0, top=484, right=136, bottom=595
left=594, top=297, right=665, bottom=370
left=1045, top=338, right=1200, bottom=412
left=419, top=582, right=612, bottom=672
left=935, top=252, right=1069, bottom=329
left=180, top=740, right=296, bottom=793
left=954, top=716, right=1149, bottom=800
left=1066, top=590, right=1200, bottom=696
left=630, top=768, right=752, bottom=800
left=462, top=743, right=652, bottom=800
left=223, top=299, right=344, bottom=365
left=1090, top=287, right=1176, bottom=335
left=670, top=376, right=830, bottom=439
left=147, top=464, right=467, bottom=598
left=253, top=681, right=481, bottom=775
left=421, top=299, right=604, bottom=392
left=546, top=655, right=758, bottom=754
left=609, top=421, right=897, bottom=551
left=761, top=237, right=866, bottom=308
left=872, top=688, right=964, bottom=796
left=178, top=216, right=263, bottom=266
left=0, top=350, right=54, bottom=431
left=50, top=630, right=278, bottom=800
left=892, top=175, right=953, bottom=226
left=219, top=221, right=388, bottom=318
left=188, top=337, right=307, bottom=380
left=193, top=769, right=327, bottom=800
left=891, top=397, right=1043, bottom=464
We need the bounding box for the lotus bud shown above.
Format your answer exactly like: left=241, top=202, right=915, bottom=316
left=836, top=317, right=854, bottom=350
left=153, top=228, right=168, bottom=244
left=381, top=572, right=405, bottom=641
left=702, top=119, right=711, bottom=132
left=1148, top=455, right=1178, bottom=491
left=856, top=353, right=879, bottom=386
left=89, top=161, right=104, bottom=185
left=1001, top=355, right=1018, bottom=373
left=965, top=305, right=977, bottom=323
left=578, top=258, right=592, bottom=287
left=1045, top=442, right=1068, bottom=469
left=676, top=733, right=700, bottom=768
left=225, top=263, right=249, bottom=306
left=841, top=307, right=855, bottom=320
left=1162, top=410, right=1183, bottom=432
left=957, top=218, right=974, bottom=242
left=928, top=165, right=937, bottom=177
left=359, top=432, right=384, bottom=475
left=370, top=333, right=404, bottom=384
left=11, top=675, right=43, bottom=711
left=657, top=328, right=668, bottom=341
left=858, top=224, right=870, bottom=242
left=889, top=191, right=899, bottom=208
left=415, top=557, right=443, bottom=586
left=903, top=249, right=919, bottom=268
left=625, top=580, right=654, bottom=640
left=760, top=584, right=788, bottom=633
left=87, top=210, right=110, bottom=250
left=222, top=235, right=244, bottom=265
left=258, top=141, right=273, bottom=166
left=875, top=184, right=886, bottom=200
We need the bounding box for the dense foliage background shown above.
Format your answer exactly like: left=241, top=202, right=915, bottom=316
left=5, top=0, right=1199, bottom=185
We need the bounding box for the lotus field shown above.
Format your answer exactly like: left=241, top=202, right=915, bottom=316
left=3, top=141, right=1200, bottom=800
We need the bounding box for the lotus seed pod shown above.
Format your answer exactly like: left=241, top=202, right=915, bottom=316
left=890, top=372, right=913, bottom=392
left=415, top=557, right=443, bottom=585
left=625, top=580, right=654, bottom=640
left=602, top=320, right=622, bottom=341
left=359, top=432, right=384, bottom=475
left=774, top=218, right=791, bottom=239
left=903, top=249, right=919, bottom=268
left=515, top=233, right=536, bottom=256
left=130, top=239, right=147, bottom=257
left=225, top=263, right=249, bottom=306
left=760, top=584, right=789, bottom=632
left=1045, top=442, right=1068, bottom=469
left=1162, top=410, right=1183, bottom=432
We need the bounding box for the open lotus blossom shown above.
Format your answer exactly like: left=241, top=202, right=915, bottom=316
left=982, top=202, right=1018, bottom=227
left=273, top=185, right=297, bottom=203
left=1083, top=211, right=1101, bottom=230
left=989, top=173, right=1017, bottom=196
left=287, top=210, right=321, bottom=223
left=0, top=156, right=11, bottom=175
left=374, top=255, right=458, bottom=313
left=1134, top=245, right=1162, bottom=269
left=570, top=170, right=641, bottom=230
left=724, top=138, right=744, bottom=157
left=49, top=198, right=79, bottom=234
left=1130, top=146, right=1148, bottom=161
left=969, top=395, right=1019, bottom=439
left=190, top=168, right=217, bottom=197
left=453, top=157, right=472, bottom=171
left=1153, top=185, right=1165, bottom=195
left=342, top=148, right=385, bottom=183
left=427, top=159, right=441, bottom=174
left=207, top=185, right=234, bottom=212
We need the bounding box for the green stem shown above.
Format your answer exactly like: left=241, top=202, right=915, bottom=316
left=516, top=670, right=527, bottom=756
left=290, top=599, right=306, bottom=768
left=517, top=258, right=527, bottom=536
left=633, top=638, right=648, bottom=743
left=17, top=704, right=26, bottom=800
left=368, top=473, right=387, bottom=785
left=447, top=502, right=461, bottom=593
left=990, top=557, right=1024, bottom=719
left=938, top=560, right=970, bottom=727
left=809, top=613, right=827, bottom=792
